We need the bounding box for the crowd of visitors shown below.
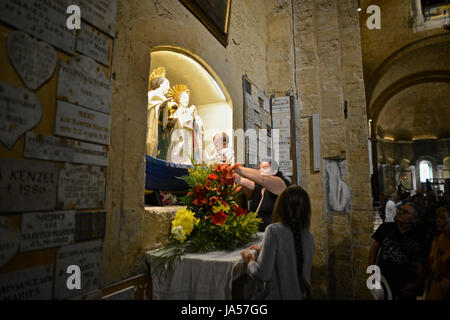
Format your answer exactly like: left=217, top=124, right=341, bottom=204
left=372, top=189, right=450, bottom=300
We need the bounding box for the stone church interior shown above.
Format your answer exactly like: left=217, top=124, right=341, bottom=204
left=0, top=0, right=449, bottom=302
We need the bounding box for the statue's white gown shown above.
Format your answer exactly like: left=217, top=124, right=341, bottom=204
left=167, top=105, right=205, bottom=165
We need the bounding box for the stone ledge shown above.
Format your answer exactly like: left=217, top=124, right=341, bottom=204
left=144, top=205, right=185, bottom=217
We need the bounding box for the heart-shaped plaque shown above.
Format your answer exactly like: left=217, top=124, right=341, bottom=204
left=0, top=81, right=42, bottom=149
left=0, top=216, right=21, bottom=268
left=7, top=30, right=57, bottom=91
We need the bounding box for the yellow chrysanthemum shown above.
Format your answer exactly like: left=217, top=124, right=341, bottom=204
left=171, top=208, right=197, bottom=241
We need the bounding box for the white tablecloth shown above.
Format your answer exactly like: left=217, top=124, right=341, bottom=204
left=146, top=232, right=264, bottom=300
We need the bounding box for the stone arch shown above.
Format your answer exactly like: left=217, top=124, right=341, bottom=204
left=149, top=46, right=234, bottom=160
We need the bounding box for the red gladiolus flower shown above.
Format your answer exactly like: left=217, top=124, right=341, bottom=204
left=212, top=211, right=228, bottom=225
left=193, top=196, right=208, bottom=206
left=235, top=206, right=247, bottom=217
left=233, top=185, right=242, bottom=194
left=207, top=174, right=218, bottom=180
left=209, top=196, right=219, bottom=205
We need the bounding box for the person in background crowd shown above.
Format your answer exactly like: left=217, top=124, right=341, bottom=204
left=415, top=206, right=450, bottom=300
left=385, top=193, right=399, bottom=223
left=234, top=161, right=290, bottom=231
left=369, top=202, right=428, bottom=300
left=240, top=185, right=315, bottom=300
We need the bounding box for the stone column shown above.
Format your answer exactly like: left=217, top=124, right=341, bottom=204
left=415, top=0, right=424, bottom=21
left=410, top=165, right=417, bottom=191
left=437, top=165, right=443, bottom=179
left=394, top=165, right=400, bottom=189
left=380, top=164, right=387, bottom=194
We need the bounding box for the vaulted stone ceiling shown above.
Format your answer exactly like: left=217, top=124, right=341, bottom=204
left=376, top=82, right=450, bottom=140
left=360, top=0, right=450, bottom=141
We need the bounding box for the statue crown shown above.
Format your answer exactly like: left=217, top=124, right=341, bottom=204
left=167, top=84, right=191, bottom=101
left=149, top=67, right=167, bottom=83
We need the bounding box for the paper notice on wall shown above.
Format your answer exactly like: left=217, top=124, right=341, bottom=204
left=278, top=149, right=291, bottom=162
left=258, top=90, right=270, bottom=113
left=264, top=111, right=272, bottom=126
left=248, top=140, right=258, bottom=165
left=272, top=96, right=290, bottom=106
left=279, top=160, right=293, bottom=177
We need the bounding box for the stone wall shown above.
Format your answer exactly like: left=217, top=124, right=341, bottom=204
left=79, top=0, right=374, bottom=299
left=293, top=0, right=373, bottom=299
left=103, top=0, right=273, bottom=287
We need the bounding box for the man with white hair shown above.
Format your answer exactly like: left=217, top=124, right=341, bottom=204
left=385, top=193, right=399, bottom=223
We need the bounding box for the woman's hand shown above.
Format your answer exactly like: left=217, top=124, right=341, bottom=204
left=240, top=249, right=256, bottom=265
left=249, top=245, right=261, bottom=252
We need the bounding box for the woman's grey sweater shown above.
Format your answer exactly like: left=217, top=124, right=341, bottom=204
left=247, top=222, right=315, bottom=300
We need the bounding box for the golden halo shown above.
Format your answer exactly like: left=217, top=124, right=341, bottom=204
left=167, top=84, right=191, bottom=101
left=149, top=67, right=166, bottom=83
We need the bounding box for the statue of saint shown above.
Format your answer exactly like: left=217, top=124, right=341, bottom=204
left=166, top=84, right=206, bottom=165
left=146, top=67, right=177, bottom=159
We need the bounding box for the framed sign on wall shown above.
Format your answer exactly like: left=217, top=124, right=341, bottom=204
left=179, top=0, right=232, bottom=47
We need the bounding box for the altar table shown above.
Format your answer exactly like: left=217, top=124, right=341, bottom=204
left=146, top=232, right=264, bottom=300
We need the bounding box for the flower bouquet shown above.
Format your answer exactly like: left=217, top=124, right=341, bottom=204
left=152, top=163, right=262, bottom=275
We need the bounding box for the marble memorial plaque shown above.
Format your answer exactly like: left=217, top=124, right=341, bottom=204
left=57, top=163, right=106, bottom=209
left=54, top=240, right=103, bottom=300
left=24, top=132, right=108, bottom=166
left=57, top=55, right=112, bottom=114
left=0, top=158, right=58, bottom=213
left=0, top=0, right=76, bottom=54
left=76, top=23, right=112, bottom=66
left=70, top=289, right=102, bottom=300
left=0, top=264, right=54, bottom=300
left=102, top=286, right=135, bottom=300
left=75, top=211, right=107, bottom=242
left=0, top=216, right=21, bottom=268
left=0, top=81, right=42, bottom=149
left=71, top=0, right=118, bottom=37
left=55, top=101, right=111, bottom=145
left=20, top=211, right=76, bottom=252
left=7, top=31, right=57, bottom=90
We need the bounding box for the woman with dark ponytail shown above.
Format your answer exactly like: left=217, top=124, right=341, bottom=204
left=240, top=185, right=315, bottom=299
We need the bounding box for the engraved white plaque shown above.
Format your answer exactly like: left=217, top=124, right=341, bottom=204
left=54, top=240, right=103, bottom=300
left=72, top=0, right=118, bottom=37
left=0, top=81, right=42, bottom=149
left=76, top=23, right=112, bottom=66
left=0, top=216, right=21, bottom=268
left=6, top=31, right=57, bottom=90
left=0, top=0, right=76, bottom=54
left=57, top=164, right=106, bottom=209
left=0, top=264, right=54, bottom=300
left=57, top=55, right=111, bottom=114
left=20, top=211, right=76, bottom=252
left=55, top=101, right=110, bottom=145
left=0, top=158, right=58, bottom=213
left=24, top=132, right=108, bottom=167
